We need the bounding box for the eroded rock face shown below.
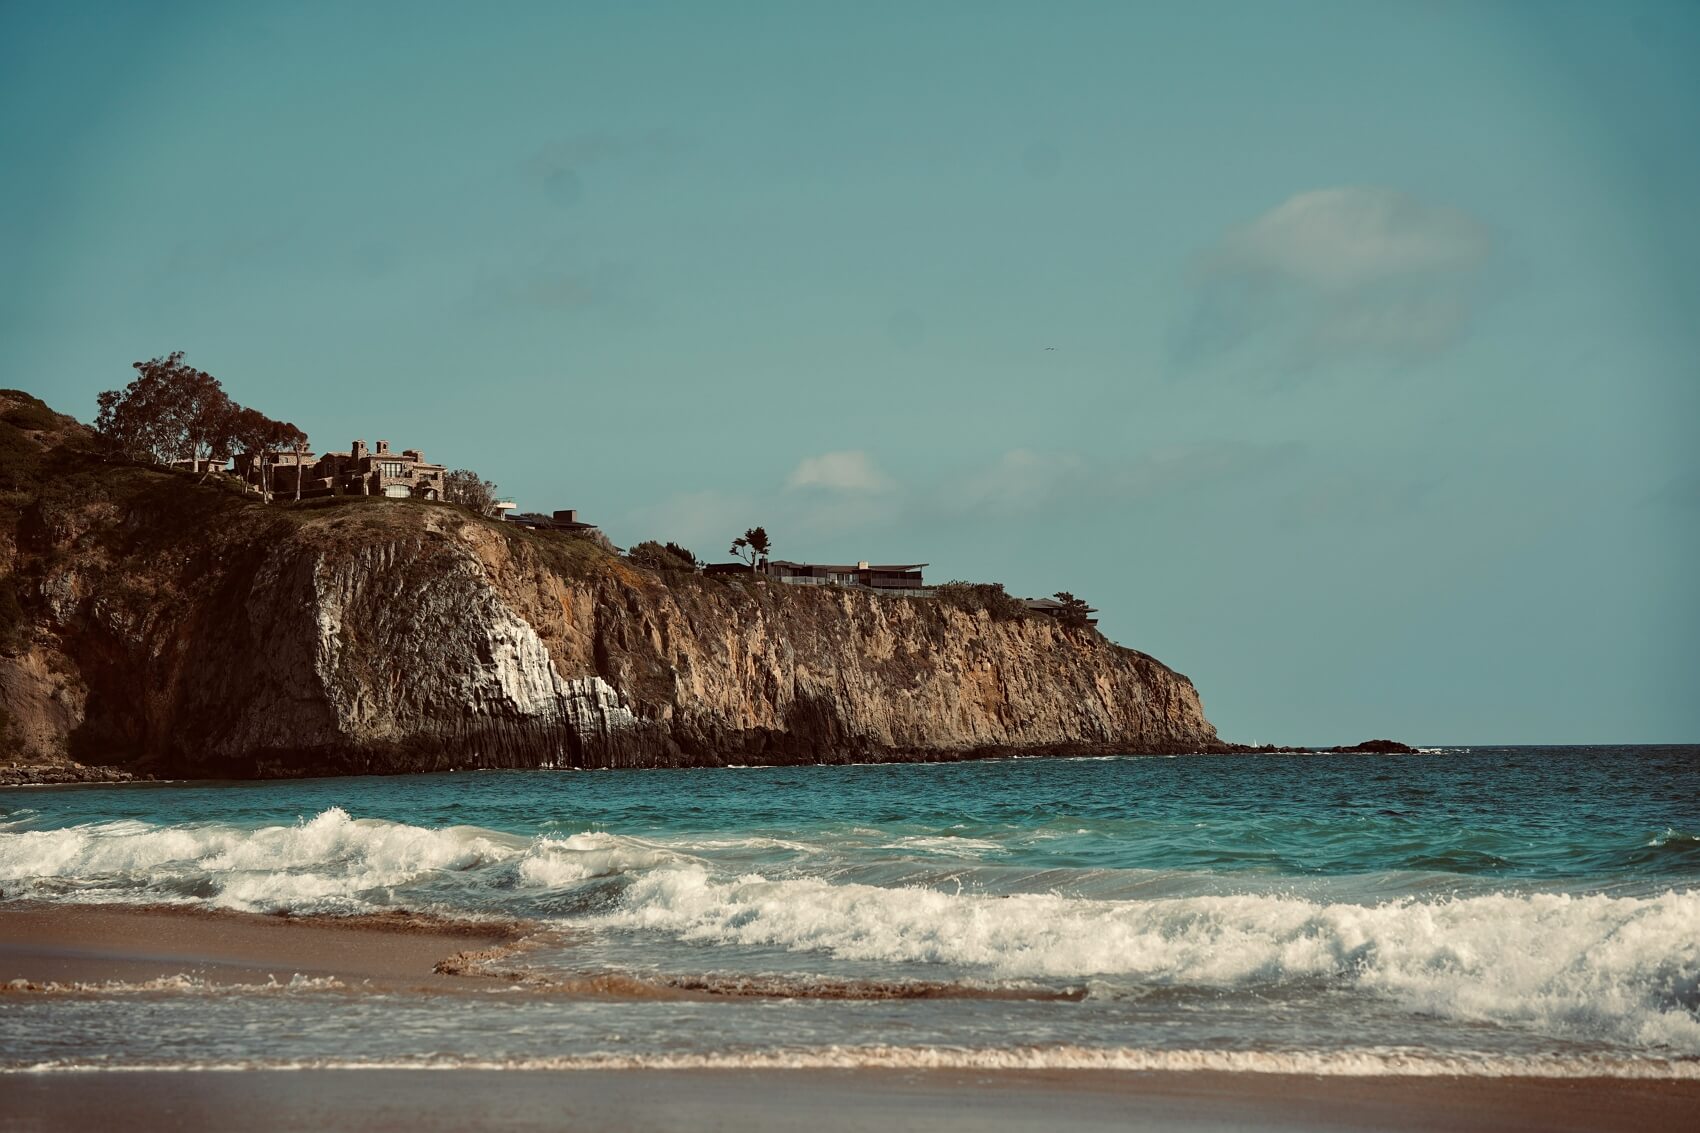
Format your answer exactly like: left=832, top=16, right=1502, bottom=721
left=6, top=498, right=1221, bottom=778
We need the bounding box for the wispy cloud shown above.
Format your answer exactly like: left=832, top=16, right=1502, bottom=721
left=935, top=443, right=1303, bottom=518
left=786, top=450, right=895, bottom=493
left=1176, top=186, right=1492, bottom=371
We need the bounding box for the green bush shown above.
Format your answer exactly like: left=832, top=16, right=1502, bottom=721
left=0, top=395, right=60, bottom=432
left=935, top=580, right=1027, bottom=620
left=628, top=540, right=698, bottom=572
left=0, top=421, right=40, bottom=492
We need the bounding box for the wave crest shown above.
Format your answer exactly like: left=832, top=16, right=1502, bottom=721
left=598, top=867, right=1700, bottom=1051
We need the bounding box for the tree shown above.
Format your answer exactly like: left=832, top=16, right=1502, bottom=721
left=729, top=526, right=771, bottom=572
left=290, top=432, right=312, bottom=501
left=229, top=407, right=274, bottom=500
left=218, top=404, right=309, bottom=504
left=443, top=468, right=499, bottom=515
left=95, top=352, right=237, bottom=479
left=1052, top=591, right=1094, bottom=628
left=269, top=417, right=308, bottom=501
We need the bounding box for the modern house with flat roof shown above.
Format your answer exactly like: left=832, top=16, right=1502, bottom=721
left=1022, top=596, right=1099, bottom=625
left=767, top=560, right=928, bottom=591
left=703, top=558, right=929, bottom=592
left=506, top=508, right=599, bottom=533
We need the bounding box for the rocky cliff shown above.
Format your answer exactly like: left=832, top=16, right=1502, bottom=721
left=0, top=392, right=1222, bottom=779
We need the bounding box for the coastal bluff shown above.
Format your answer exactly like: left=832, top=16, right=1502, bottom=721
left=0, top=391, right=1222, bottom=779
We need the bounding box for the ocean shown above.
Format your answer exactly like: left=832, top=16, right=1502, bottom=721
left=2, top=746, right=1697, bottom=1077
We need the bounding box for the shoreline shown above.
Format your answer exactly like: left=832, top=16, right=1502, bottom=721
left=0, top=742, right=1433, bottom=788
left=0, top=902, right=525, bottom=991
left=4, top=902, right=1700, bottom=1130
left=3, top=1067, right=1699, bottom=1132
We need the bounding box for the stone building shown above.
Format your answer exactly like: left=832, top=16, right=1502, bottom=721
left=315, top=439, right=447, bottom=499
left=235, top=438, right=446, bottom=500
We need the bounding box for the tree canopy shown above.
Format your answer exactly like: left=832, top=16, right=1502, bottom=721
left=443, top=469, right=501, bottom=515
left=95, top=352, right=307, bottom=499
left=1052, top=591, right=1095, bottom=627
left=730, top=526, right=771, bottom=570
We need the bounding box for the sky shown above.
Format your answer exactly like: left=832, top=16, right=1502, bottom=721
left=3, top=0, right=1696, bottom=744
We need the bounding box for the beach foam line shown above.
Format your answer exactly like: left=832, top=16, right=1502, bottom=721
left=7, top=1046, right=1700, bottom=1079
left=2, top=973, right=345, bottom=995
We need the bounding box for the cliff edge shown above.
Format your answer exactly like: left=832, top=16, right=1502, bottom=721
left=0, top=391, right=1222, bottom=779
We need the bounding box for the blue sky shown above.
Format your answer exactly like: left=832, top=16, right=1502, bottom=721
left=4, top=1, right=1696, bottom=743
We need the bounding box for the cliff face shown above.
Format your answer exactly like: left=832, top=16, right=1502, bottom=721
left=1, top=395, right=1221, bottom=778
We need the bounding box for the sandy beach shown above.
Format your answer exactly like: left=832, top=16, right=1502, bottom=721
left=3, top=902, right=1699, bottom=1132
left=0, top=902, right=522, bottom=991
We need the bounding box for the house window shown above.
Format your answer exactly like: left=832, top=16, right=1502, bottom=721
left=379, top=461, right=408, bottom=478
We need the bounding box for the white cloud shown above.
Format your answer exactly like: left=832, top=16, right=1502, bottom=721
left=1209, top=187, right=1488, bottom=289
left=948, top=449, right=1085, bottom=514
left=1179, top=186, right=1492, bottom=368
left=786, top=450, right=894, bottom=493
left=938, top=444, right=1296, bottom=517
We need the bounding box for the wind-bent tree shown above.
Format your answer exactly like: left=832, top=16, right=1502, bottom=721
left=1052, top=591, right=1094, bottom=627
left=730, top=526, right=771, bottom=571
left=95, top=352, right=237, bottom=479
left=443, top=468, right=500, bottom=514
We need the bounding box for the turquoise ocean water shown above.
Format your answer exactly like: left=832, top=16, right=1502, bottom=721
left=2, top=746, right=1697, bottom=1075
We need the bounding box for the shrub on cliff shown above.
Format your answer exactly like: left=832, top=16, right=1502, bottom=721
left=0, top=421, right=38, bottom=492
left=935, top=581, right=1027, bottom=620
left=628, top=540, right=699, bottom=573
left=0, top=391, right=60, bottom=433
left=444, top=469, right=501, bottom=515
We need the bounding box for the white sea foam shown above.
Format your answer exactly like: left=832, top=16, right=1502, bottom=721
left=6, top=811, right=1698, bottom=1053
left=0, top=809, right=661, bottom=913
left=597, top=867, right=1700, bottom=1052
left=3, top=973, right=345, bottom=995
left=515, top=832, right=681, bottom=888
left=7, top=1045, right=1699, bottom=1078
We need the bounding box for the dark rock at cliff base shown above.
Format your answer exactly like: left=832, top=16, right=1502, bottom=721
left=1334, top=739, right=1417, bottom=754
left=1228, top=739, right=1417, bottom=755
left=0, top=391, right=1225, bottom=779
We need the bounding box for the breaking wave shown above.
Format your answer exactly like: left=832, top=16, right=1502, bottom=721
left=0, top=808, right=682, bottom=914
left=597, top=867, right=1700, bottom=1052
left=4, top=808, right=1698, bottom=1053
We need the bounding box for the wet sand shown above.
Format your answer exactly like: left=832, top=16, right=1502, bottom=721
left=3, top=1068, right=1699, bottom=1132
left=0, top=902, right=521, bottom=989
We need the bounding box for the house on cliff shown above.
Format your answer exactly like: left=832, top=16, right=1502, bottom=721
left=1023, top=596, right=1099, bottom=625
left=703, top=559, right=929, bottom=593
left=506, top=508, right=598, bottom=533
left=236, top=439, right=446, bottom=500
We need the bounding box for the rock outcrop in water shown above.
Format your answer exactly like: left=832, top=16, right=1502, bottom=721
left=0, top=391, right=1223, bottom=779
